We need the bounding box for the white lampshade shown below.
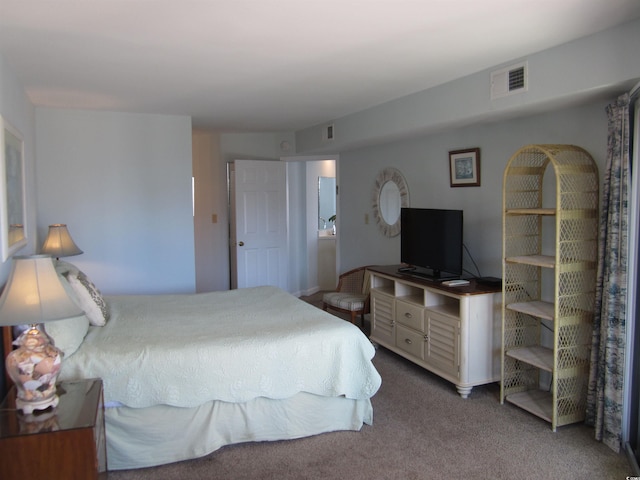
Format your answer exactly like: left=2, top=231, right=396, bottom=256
left=40, top=224, right=83, bottom=258
left=0, top=255, right=83, bottom=413
left=8, top=224, right=25, bottom=245
left=0, top=254, right=83, bottom=327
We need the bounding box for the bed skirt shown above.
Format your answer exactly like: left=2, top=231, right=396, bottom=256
left=105, top=393, right=374, bottom=470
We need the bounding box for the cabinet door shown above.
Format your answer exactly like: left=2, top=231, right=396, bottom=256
left=425, top=310, right=460, bottom=378
left=371, top=291, right=395, bottom=345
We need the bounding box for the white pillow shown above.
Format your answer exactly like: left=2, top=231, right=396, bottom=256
left=44, top=314, right=90, bottom=358
left=64, top=270, right=110, bottom=326
left=54, top=259, right=80, bottom=277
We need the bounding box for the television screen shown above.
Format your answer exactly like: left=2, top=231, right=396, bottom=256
left=400, top=208, right=463, bottom=280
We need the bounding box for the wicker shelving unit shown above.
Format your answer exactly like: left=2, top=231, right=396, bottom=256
left=500, top=144, right=598, bottom=430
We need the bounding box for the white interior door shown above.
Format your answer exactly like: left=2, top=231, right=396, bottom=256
left=231, top=160, right=288, bottom=290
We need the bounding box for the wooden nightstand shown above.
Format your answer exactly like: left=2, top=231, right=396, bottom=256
left=0, top=378, right=107, bottom=480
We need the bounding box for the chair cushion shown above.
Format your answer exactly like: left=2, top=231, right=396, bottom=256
left=323, top=292, right=367, bottom=312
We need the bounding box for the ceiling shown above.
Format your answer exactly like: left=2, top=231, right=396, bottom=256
left=1, top=0, right=640, bottom=132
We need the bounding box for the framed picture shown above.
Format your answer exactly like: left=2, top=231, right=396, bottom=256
left=449, top=148, right=480, bottom=187
left=1, top=115, right=27, bottom=261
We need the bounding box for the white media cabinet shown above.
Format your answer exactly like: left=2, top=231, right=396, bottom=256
left=368, top=265, right=501, bottom=398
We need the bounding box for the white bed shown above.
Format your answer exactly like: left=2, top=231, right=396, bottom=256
left=47, top=266, right=381, bottom=471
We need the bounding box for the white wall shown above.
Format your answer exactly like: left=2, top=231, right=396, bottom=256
left=296, top=17, right=640, bottom=154
left=0, top=53, right=37, bottom=396
left=220, top=132, right=294, bottom=164
left=337, top=99, right=610, bottom=276
left=287, top=160, right=307, bottom=295
left=193, top=130, right=228, bottom=292
left=35, top=108, right=195, bottom=294
left=0, top=54, right=37, bottom=282
left=290, top=17, right=638, bottom=280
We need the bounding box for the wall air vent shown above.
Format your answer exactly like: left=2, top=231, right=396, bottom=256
left=491, top=62, right=528, bottom=99
left=323, top=123, right=335, bottom=142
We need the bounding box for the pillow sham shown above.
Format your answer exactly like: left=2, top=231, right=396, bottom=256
left=54, top=259, right=80, bottom=277
left=64, top=270, right=110, bottom=327
left=44, top=314, right=90, bottom=358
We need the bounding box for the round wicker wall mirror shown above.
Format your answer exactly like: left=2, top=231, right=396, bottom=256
left=372, top=167, right=409, bottom=237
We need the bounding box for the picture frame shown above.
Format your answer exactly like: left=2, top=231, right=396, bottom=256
left=1, top=115, right=27, bottom=261
left=449, top=148, right=480, bottom=187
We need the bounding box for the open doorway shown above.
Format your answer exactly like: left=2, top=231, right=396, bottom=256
left=311, top=161, right=337, bottom=291
left=283, top=154, right=339, bottom=295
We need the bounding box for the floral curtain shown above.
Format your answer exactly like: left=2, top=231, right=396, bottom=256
left=586, top=93, right=631, bottom=452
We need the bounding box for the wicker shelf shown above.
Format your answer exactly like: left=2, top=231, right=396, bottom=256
left=506, top=301, right=554, bottom=321
left=506, top=345, right=554, bottom=371
left=506, top=208, right=556, bottom=216
left=505, top=255, right=555, bottom=268
left=505, top=390, right=553, bottom=423
left=501, top=144, right=598, bottom=431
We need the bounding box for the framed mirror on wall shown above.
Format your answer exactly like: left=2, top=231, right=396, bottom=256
left=318, top=176, right=336, bottom=230
left=372, top=167, right=409, bottom=237
left=1, top=116, right=27, bottom=261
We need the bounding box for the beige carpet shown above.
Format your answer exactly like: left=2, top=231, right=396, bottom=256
left=107, top=293, right=630, bottom=479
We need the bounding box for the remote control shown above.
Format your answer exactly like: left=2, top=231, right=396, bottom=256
left=442, top=279, right=470, bottom=286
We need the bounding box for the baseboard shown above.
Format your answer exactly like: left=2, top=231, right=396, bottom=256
left=293, top=286, right=321, bottom=298
left=304, top=286, right=321, bottom=296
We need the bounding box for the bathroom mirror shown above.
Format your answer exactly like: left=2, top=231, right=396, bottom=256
left=318, top=176, right=336, bottom=230
left=372, top=167, right=409, bottom=237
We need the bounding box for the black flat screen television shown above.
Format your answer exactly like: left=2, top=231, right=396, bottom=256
left=400, top=207, right=463, bottom=280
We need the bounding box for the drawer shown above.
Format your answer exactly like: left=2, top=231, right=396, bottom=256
left=395, top=300, right=424, bottom=331
left=396, top=324, right=425, bottom=359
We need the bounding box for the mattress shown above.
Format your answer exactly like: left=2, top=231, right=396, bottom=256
left=56, top=285, right=381, bottom=470
left=59, top=285, right=381, bottom=408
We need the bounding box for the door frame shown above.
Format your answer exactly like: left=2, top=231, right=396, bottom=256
left=228, top=159, right=288, bottom=290
left=281, top=154, right=340, bottom=295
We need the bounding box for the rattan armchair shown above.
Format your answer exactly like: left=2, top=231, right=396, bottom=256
left=322, top=266, right=371, bottom=325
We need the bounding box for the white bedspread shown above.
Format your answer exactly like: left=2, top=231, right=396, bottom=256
left=60, top=286, right=381, bottom=408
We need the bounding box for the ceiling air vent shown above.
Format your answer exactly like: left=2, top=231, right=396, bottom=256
left=491, top=62, right=528, bottom=99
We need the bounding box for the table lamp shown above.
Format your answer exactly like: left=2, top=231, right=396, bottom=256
left=8, top=224, right=25, bottom=245
left=0, top=255, right=83, bottom=414
left=40, top=224, right=83, bottom=259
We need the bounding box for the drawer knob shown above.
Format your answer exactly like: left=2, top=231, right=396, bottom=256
left=404, top=312, right=413, bottom=318
left=404, top=338, right=412, bottom=345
